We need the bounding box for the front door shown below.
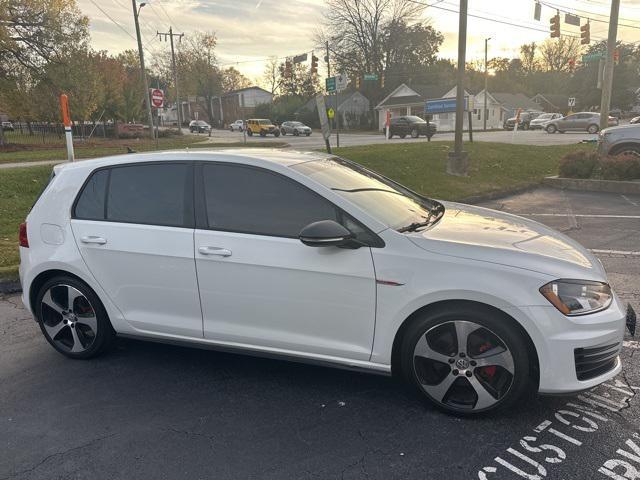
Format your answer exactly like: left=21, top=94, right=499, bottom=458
left=194, top=163, right=377, bottom=360
left=71, top=162, right=202, bottom=337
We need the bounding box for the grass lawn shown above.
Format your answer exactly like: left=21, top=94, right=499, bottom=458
left=0, top=141, right=594, bottom=281
left=334, top=141, right=594, bottom=200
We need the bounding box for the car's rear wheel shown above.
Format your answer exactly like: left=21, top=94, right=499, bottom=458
left=400, top=305, right=531, bottom=415
left=280, top=128, right=286, bottom=136
left=587, top=124, right=599, bottom=134
left=410, top=128, right=419, bottom=138
left=546, top=124, right=557, bottom=134
left=260, top=130, right=266, bottom=137
left=274, top=130, right=280, bottom=137
left=35, top=276, right=115, bottom=359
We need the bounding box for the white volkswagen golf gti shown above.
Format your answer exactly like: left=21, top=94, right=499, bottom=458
left=19, top=149, right=634, bottom=415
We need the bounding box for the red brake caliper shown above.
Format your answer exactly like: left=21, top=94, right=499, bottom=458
left=478, top=342, right=497, bottom=379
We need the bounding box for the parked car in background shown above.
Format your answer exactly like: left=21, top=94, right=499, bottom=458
left=386, top=116, right=436, bottom=139
left=545, top=112, right=617, bottom=134
left=2, top=121, right=14, bottom=131
left=246, top=119, right=280, bottom=137
left=189, top=120, right=211, bottom=134
left=630, top=116, right=640, bottom=125
left=229, top=120, right=245, bottom=132
left=280, top=121, right=312, bottom=136
left=19, top=149, right=631, bottom=415
left=597, top=123, right=640, bottom=157
left=528, top=113, right=562, bottom=130
left=503, top=111, right=542, bottom=130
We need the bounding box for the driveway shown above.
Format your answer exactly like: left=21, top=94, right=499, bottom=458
left=1, top=187, right=638, bottom=480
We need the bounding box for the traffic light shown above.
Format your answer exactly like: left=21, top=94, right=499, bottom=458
left=380, top=73, right=385, bottom=88
left=284, top=59, right=292, bottom=77
left=580, top=22, right=590, bottom=45
left=355, top=76, right=360, bottom=89
left=613, top=49, right=620, bottom=65
left=310, top=55, right=318, bottom=75
left=550, top=13, right=560, bottom=38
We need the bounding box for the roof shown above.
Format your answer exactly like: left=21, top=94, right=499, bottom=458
left=531, top=93, right=571, bottom=109
left=299, top=91, right=370, bottom=112
left=491, top=93, right=540, bottom=111
left=55, top=149, right=333, bottom=174
left=376, top=84, right=457, bottom=108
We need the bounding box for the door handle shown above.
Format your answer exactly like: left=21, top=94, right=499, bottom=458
left=80, top=236, right=107, bottom=245
left=198, top=246, right=232, bottom=257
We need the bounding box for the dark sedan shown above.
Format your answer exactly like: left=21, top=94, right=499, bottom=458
left=386, top=116, right=436, bottom=139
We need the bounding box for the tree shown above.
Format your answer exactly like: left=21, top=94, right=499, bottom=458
left=539, top=37, right=582, bottom=73
left=262, top=56, right=282, bottom=95
left=221, top=67, right=251, bottom=93
left=0, top=0, right=88, bottom=72
left=520, top=42, right=539, bottom=74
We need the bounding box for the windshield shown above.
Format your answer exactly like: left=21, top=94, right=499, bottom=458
left=258, top=120, right=272, bottom=125
left=405, top=116, right=426, bottom=123
left=290, top=122, right=304, bottom=126
left=292, top=158, right=443, bottom=231
left=537, top=113, right=553, bottom=120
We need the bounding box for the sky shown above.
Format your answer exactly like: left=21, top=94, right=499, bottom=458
left=80, top=0, right=640, bottom=84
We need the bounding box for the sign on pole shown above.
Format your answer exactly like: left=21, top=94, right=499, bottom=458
left=327, top=108, right=335, bottom=119
left=59, top=94, right=75, bottom=162
left=335, top=73, right=348, bottom=92
left=325, top=77, right=336, bottom=93
left=292, top=53, right=308, bottom=64
left=316, top=94, right=331, bottom=153
left=150, top=88, right=164, bottom=108
left=363, top=73, right=378, bottom=81
left=568, top=97, right=576, bottom=107
left=582, top=52, right=605, bottom=63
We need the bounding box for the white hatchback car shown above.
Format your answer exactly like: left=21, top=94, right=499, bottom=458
left=19, top=149, right=633, bottom=415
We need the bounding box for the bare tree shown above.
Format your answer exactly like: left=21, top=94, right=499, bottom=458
left=539, top=37, right=582, bottom=73
left=520, top=42, right=539, bottom=74
left=262, top=56, right=282, bottom=95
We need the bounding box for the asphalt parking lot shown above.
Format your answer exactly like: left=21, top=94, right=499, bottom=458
left=1, top=187, right=638, bottom=480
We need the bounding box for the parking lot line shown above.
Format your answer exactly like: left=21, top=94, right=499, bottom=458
left=524, top=214, right=640, bottom=219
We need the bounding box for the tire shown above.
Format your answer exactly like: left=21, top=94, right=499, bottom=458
left=546, top=124, right=557, bottom=134
left=229, top=127, right=233, bottom=132
left=280, top=128, right=286, bottom=136
left=399, top=304, right=531, bottom=416
left=247, top=129, right=253, bottom=136
left=274, top=130, right=280, bottom=137
left=306, top=132, right=311, bottom=136
left=35, top=275, right=115, bottom=359
left=587, top=124, right=599, bottom=134
left=400, top=134, right=407, bottom=139
left=610, top=145, right=640, bottom=157
left=410, top=128, right=419, bottom=138
left=293, top=130, right=300, bottom=136
left=260, top=130, right=266, bottom=137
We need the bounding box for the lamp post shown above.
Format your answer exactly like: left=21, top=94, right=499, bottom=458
left=483, top=37, right=491, bottom=131
left=132, top=0, right=156, bottom=145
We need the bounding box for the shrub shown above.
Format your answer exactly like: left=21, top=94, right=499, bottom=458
left=558, top=151, right=598, bottom=178
left=156, top=128, right=180, bottom=138
left=599, top=154, right=640, bottom=180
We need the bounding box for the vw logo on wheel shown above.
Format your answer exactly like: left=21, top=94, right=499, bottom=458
left=456, top=358, right=470, bottom=370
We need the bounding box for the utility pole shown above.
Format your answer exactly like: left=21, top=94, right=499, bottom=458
left=447, top=0, right=469, bottom=176
left=325, top=40, right=338, bottom=145
left=599, top=0, right=620, bottom=131
left=158, top=27, right=184, bottom=133
left=483, top=37, right=491, bottom=131
left=131, top=0, right=155, bottom=143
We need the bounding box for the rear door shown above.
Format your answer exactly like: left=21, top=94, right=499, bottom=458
left=193, top=162, right=377, bottom=360
left=71, top=162, right=202, bottom=337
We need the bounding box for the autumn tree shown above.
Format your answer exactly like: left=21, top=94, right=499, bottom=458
left=539, top=37, right=582, bottom=73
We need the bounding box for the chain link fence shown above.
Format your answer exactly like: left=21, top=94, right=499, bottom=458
left=2, top=122, right=117, bottom=146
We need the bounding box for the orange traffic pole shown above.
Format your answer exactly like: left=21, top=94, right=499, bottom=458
left=60, top=94, right=75, bottom=162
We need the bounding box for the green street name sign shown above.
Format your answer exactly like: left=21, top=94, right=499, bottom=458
left=325, top=76, right=336, bottom=92
left=363, top=73, right=378, bottom=81
left=582, top=52, right=605, bottom=63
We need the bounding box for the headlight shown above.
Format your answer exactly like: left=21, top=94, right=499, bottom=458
left=540, top=280, right=612, bottom=316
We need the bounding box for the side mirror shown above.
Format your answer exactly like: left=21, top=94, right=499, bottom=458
left=299, top=220, right=355, bottom=248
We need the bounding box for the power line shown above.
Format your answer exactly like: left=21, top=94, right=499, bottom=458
left=539, top=1, right=640, bottom=29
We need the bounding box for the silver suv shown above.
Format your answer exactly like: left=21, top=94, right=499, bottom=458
left=546, top=112, right=617, bottom=134
left=597, top=123, right=640, bottom=157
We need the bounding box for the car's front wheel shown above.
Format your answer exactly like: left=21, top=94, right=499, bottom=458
left=280, top=128, right=286, bottom=136
left=274, top=130, right=280, bottom=137
left=399, top=304, right=531, bottom=415
left=587, top=124, right=599, bottom=134
left=35, top=276, right=115, bottom=359
left=546, top=124, right=557, bottom=134
left=410, top=128, right=419, bottom=138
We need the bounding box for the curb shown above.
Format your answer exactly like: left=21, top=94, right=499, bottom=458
left=544, top=176, right=640, bottom=195
left=460, top=184, right=539, bottom=205
left=0, top=279, right=21, bottom=294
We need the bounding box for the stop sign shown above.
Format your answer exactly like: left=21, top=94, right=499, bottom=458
left=150, top=88, right=164, bottom=108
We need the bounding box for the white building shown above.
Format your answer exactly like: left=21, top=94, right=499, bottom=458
left=375, top=84, right=475, bottom=132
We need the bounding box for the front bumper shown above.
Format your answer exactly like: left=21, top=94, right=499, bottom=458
left=525, top=295, right=628, bottom=394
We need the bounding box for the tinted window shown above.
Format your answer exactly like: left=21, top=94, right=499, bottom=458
left=202, top=164, right=338, bottom=237
left=106, top=163, right=192, bottom=227
left=75, top=169, right=108, bottom=220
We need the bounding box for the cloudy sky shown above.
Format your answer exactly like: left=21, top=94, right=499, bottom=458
left=80, top=0, right=640, bottom=83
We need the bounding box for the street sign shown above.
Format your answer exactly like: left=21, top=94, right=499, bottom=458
left=293, top=53, right=308, bottom=64
left=568, top=97, right=576, bottom=107
left=424, top=97, right=469, bottom=114
left=327, top=108, right=335, bottom=119
left=582, top=52, right=605, bottom=63
left=325, top=76, right=336, bottom=93
left=364, top=73, right=378, bottom=81
left=564, top=13, right=580, bottom=26
left=335, top=73, right=348, bottom=92
left=150, top=88, right=164, bottom=108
